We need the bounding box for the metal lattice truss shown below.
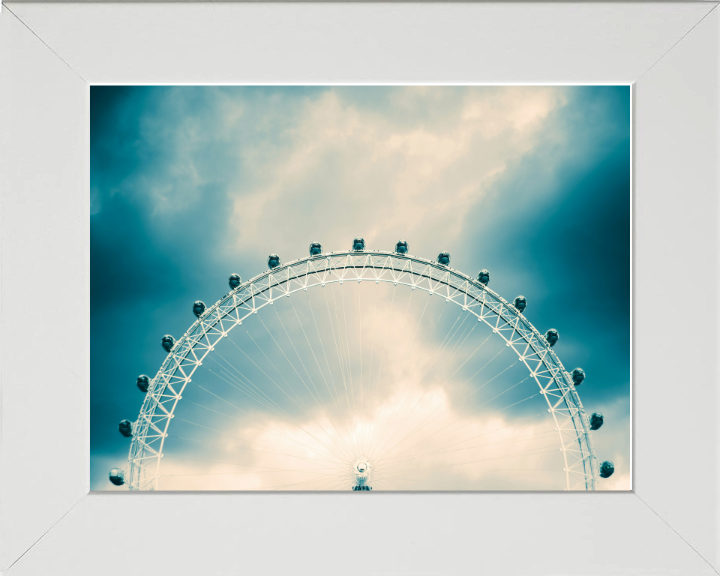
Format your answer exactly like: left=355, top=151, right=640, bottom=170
left=129, top=251, right=598, bottom=491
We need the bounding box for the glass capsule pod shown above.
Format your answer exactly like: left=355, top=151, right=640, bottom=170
left=589, top=412, right=604, bottom=431
left=571, top=368, right=585, bottom=386
left=477, top=269, right=490, bottom=285
left=352, top=237, right=365, bottom=251
left=228, top=273, right=242, bottom=289
left=395, top=240, right=409, bottom=254
left=545, top=329, right=559, bottom=347
left=136, top=374, right=150, bottom=393
left=599, top=461, right=615, bottom=478
left=267, top=254, right=281, bottom=269
left=309, top=242, right=322, bottom=256
left=118, top=419, right=133, bottom=438
left=513, top=296, right=527, bottom=313
left=192, top=300, right=206, bottom=318
left=109, top=468, right=125, bottom=486
left=161, top=334, right=175, bottom=353
left=437, top=252, right=451, bottom=266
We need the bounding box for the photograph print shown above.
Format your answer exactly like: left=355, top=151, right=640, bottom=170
left=91, top=85, right=630, bottom=491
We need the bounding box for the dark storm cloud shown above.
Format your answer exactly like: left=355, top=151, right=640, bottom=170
left=458, top=86, right=630, bottom=416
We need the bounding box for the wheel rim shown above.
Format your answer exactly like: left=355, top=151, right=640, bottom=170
left=129, top=251, right=598, bottom=491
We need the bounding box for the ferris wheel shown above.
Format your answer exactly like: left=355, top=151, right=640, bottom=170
left=109, top=238, right=615, bottom=491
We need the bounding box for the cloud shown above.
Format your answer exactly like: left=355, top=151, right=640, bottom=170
left=153, top=282, right=620, bottom=491
left=93, top=86, right=572, bottom=258
left=158, top=387, right=567, bottom=492
left=90, top=86, right=631, bottom=492
left=224, top=87, right=569, bottom=256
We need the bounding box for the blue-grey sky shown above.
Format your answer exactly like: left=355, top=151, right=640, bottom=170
left=91, top=86, right=630, bottom=491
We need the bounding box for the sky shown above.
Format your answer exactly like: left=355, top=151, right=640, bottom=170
left=91, top=85, right=631, bottom=491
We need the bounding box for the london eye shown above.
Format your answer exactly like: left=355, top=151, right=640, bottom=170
left=109, top=238, right=614, bottom=491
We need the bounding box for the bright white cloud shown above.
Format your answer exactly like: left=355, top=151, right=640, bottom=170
left=222, top=87, right=568, bottom=255
left=157, top=282, right=625, bottom=491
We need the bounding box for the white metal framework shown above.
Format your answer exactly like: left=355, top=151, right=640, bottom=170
left=128, top=251, right=598, bottom=490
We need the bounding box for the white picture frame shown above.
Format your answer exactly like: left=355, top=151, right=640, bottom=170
left=1, top=2, right=718, bottom=574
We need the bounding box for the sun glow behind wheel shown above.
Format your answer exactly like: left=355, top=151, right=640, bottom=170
left=125, top=250, right=606, bottom=491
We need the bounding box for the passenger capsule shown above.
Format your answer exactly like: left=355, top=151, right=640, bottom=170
left=513, top=296, right=527, bottom=313
left=109, top=468, right=125, bottom=486
left=352, top=237, right=365, bottom=251
left=589, top=412, right=604, bottom=431
left=309, top=242, right=322, bottom=256
left=228, top=273, right=242, bottom=289
left=267, top=254, right=281, bottom=269
left=599, top=460, right=615, bottom=479
left=395, top=240, right=409, bottom=254
left=477, top=269, right=490, bottom=285
left=545, top=329, right=559, bottom=347
left=437, top=252, right=451, bottom=266
left=571, top=368, right=585, bottom=386
left=136, top=374, right=150, bottom=393
left=118, top=419, right=133, bottom=438
left=161, top=334, right=175, bottom=353
left=192, top=301, right=206, bottom=318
